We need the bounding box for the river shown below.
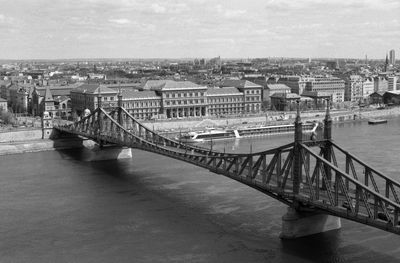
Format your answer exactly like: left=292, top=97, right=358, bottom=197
left=1, top=118, right=400, bottom=262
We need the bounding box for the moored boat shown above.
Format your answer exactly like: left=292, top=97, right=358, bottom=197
left=178, top=128, right=238, bottom=143
left=368, top=119, right=387, bottom=125
left=177, top=123, right=316, bottom=143
left=237, top=123, right=315, bottom=137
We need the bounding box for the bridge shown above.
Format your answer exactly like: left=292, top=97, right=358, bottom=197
left=53, top=94, right=400, bottom=239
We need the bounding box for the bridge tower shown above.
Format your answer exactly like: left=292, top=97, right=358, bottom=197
left=41, top=111, right=53, bottom=139
left=280, top=100, right=341, bottom=239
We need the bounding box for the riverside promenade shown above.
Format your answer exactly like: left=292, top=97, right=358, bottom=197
left=143, top=107, right=400, bottom=134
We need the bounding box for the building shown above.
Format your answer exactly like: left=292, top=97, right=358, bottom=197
left=301, top=90, right=331, bottom=110
left=206, top=87, right=244, bottom=116
left=388, top=76, right=397, bottom=91
left=0, top=98, right=7, bottom=112
left=374, top=76, right=388, bottom=92
left=143, top=80, right=208, bottom=118
left=276, top=75, right=307, bottom=94
left=383, top=91, right=400, bottom=105
left=369, top=91, right=385, bottom=104
left=220, top=79, right=262, bottom=113
left=390, top=49, right=396, bottom=65
left=120, top=90, right=161, bottom=120
left=303, top=77, right=345, bottom=103
left=270, top=92, right=301, bottom=111
left=362, top=77, right=374, bottom=101
left=31, top=85, right=77, bottom=117
left=0, top=81, right=12, bottom=100
left=264, top=83, right=291, bottom=108
left=70, top=83, right=118, bottom=116
left=344, top=75, right=363, bottom=102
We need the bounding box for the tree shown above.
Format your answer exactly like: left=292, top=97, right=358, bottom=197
left=0, top=109, right=16, bottom=125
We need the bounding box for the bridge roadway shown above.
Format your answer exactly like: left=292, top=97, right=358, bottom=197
left=53, top=104, right=400, bottom=238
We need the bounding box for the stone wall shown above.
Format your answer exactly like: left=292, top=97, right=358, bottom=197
left=0, top=129, right=42, bottom=143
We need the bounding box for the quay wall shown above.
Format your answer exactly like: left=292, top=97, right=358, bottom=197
left=0, top=138, right=85, bottom=156
left=0, top=129, right=42, bottom=143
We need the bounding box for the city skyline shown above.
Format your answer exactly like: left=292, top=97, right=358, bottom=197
left=0, top=0, right=399, bottom=60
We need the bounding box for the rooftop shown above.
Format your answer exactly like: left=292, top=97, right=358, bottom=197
left=270, top=92, right=301, bottom=99
left=121, top=90, right=160, bottom=100
left=220, top=79, right=262, bottom=89
left=72, top=83, right=117, bottom=94
left=266, top=83, right=291, bottom=90
left=143, top=80, right=206, bottom=91
left=302, top=90, right=332, bottom=98
left=206, top=87, right=242, bottom=96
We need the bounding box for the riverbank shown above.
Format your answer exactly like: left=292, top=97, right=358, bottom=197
left=150, top=107, right=400, bottom=136
left=0, top=138, right=86, bottom=156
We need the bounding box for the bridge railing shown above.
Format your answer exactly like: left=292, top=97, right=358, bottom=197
left=298, top=143, right=400, bottom=231
left=329, top=141, right=400, bottom=205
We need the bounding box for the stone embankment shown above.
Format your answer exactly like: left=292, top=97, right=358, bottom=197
left=0, top=138, right=85, bottom=156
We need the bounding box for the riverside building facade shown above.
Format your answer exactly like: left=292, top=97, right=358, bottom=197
left=303, top=77, right=345, bottom=103
left=143, top=80, right=208, bottom=118
left=70, top=80, right=266, bottom=120
left=206, top=87, right=244, bottom=116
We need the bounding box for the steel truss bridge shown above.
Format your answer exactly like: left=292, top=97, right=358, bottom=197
left=55, top=101, right=400, bottom=236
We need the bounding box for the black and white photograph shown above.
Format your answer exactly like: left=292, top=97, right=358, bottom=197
left=1, top=0, right=400, bottom=262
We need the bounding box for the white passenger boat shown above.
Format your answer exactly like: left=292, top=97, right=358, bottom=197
left=237, top=123, right=315, bottom=137
left=177, top=123, right=317, bottom=143
left=178, top=128, right=239, bottom=143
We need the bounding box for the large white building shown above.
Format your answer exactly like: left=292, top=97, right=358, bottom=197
left=362, top=77, right=374, bottom=101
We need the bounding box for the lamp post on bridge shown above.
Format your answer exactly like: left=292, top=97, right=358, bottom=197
left=118, top=87, right=123, bottom=126
left=97, top=87, right=103, bottom=147
left=324, top=98, right=332, bottom=140
left=293, top=100, right=303, bottom=195
left=323, top=98, right=332, bottom=187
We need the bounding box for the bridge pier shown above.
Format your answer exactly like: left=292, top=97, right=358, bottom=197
left=280, top=207, right=341, bottom=239
left=82, top=140, right=132, bottom=161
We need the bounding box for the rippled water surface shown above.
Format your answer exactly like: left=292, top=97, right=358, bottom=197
left=1, top=118, right=400, bottom=262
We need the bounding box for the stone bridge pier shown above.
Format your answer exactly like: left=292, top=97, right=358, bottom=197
left=280, top=99, right=341, bottom=239
left=82, top=140, right=132, bottom=161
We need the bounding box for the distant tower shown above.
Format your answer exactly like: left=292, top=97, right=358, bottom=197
left=385, top=53, right=389, bottom=72
left=365, top=54, right=368, bottom=65
left=389, top=49, right=395, bottom=65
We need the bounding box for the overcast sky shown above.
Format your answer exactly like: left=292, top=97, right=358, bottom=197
left=0, top=0, right=399, bottom=59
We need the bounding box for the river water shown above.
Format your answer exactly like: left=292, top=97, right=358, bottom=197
left=2, top=118, right=400, bottom=262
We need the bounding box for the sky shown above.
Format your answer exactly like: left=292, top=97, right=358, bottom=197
left=0, top=0, right=399, bottom=59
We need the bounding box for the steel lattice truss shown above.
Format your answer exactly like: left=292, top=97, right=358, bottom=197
left=55, top=106, right=400, bottom=235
